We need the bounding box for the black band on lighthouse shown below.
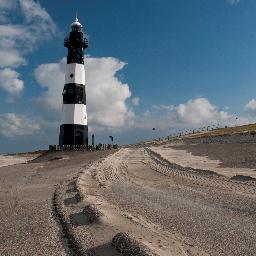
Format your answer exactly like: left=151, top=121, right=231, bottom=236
left=64, top=30, right=88, bottom=64
left=59, top=124, right=88, bottom=145
left=63, top=83, right=86, bottom=104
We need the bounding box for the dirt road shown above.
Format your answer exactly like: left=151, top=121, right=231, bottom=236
left=0, top=150, right=110, bottom=256
left=1, top=147, right=255, bottom=255
left=78, top=147, right=256, bottom=255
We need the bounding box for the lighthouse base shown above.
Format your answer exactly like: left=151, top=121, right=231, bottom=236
left=59, top=124, right=88, bottom=146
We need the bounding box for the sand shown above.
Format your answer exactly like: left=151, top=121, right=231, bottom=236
left=0, top=150, right=111, bottom=256
left=150, top=144, right=256, bottom=178
left=0, top=155, right=29, bottom=167
left=74, top=147, right=256, bottom=255
left=1, top=144, right=256, bottom=255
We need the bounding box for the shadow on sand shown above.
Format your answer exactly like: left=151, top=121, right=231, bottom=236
left=66, top=181, right=78, bottom=193
left=64, top=193, right=81, bottom=206
left=70, top=212, right=91, bottom=226
left=86, top=241, right=121, bottom=256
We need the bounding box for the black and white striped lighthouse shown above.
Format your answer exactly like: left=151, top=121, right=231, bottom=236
left=59, top=18, right=88, bottom=146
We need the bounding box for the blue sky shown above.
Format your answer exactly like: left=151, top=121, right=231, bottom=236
left=1, top=0, right=256, bottom=153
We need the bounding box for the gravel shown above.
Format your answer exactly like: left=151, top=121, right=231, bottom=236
left=93, top=148, right=256, bottom=256
left=0, top=150, right=111, bottom=256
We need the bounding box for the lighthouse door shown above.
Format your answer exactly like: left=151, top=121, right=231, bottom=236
left=75, top=131, right=83, bottom=145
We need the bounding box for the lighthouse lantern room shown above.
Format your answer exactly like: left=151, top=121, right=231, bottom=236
left=59, top=18, right=88, bottom=146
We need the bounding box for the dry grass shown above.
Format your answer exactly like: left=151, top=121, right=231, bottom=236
left=184, top=123, right=256, bottom=139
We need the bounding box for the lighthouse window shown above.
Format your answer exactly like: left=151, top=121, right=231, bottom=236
left=70, top=73, right=74, bottom=78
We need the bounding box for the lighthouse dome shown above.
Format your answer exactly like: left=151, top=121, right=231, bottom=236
left=71, top=18, right=82, bottom=32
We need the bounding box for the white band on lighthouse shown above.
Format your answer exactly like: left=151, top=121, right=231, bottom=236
left=61, top=104, right=87, bottom=125
left=65, top=63, right=85, bottom=85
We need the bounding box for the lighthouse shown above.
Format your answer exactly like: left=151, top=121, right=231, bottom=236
left=59, top=18, right=88, bottom=146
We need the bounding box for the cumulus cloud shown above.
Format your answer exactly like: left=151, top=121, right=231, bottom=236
left=176, top=98, right=234, bottom=126
left=135, top=98, right=234, bottom=130
left=86, top=57, right=133, bottom=128
left=34, top=58, right=66, bottom=110
left=0, top=0, right=58, bottom=99
left=34, top=56, right=134, bottom=129
left=0, top=68, right=24, bottom=97
left=0, top=113, right=40, bottom=137
left=34, top=61, right=235, bottom=134
left=245, top=98, right=256, bottom=112
left=176, top=98, right=227, bottom=124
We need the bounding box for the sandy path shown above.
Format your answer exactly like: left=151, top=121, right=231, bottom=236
left=150, top=145, right=256, bottom=178
left=78, top=149, right=205, bottom=255
left=3, top=147, right=254, bottom=255
left=0, top=150, right=111, bottom=256
left=78, top=147, right=256, bottom=256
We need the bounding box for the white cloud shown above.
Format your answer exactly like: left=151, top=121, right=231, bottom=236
left=0, top=24, right=26, bottom=37
left=0, top=0, right=58, bottom=99
left=19, top=0, right=58, bottom=40
left=0, top=50, right=26, bottom=68
left=34, top=58, right=66, bottom=110
left=0, top=68, right=24, bottom=96
left=176, top=98, right=226, bottom=124
left=20, top=0, right=52, bottom=22
left=131, top=97, right=140, bottom=106
left=245, top=98, right=256, bottom=112
left=86, top=57, right=133, bottom=128
left=34, top=56, right=134, bottom=129
left=135, top=98, right=234, bottom=130
left=0, top=1, right=57, bottom=66
left=176, top=98, right=234, bottom=126
left=0, top=113, right=40, bottom=137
